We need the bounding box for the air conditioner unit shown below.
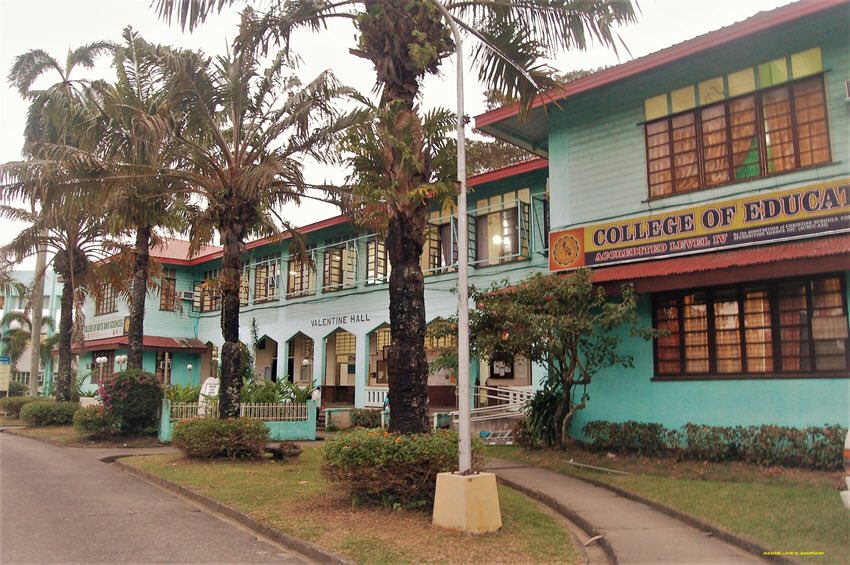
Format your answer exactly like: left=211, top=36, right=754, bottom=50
left=180, top=291, right=194, bottom=301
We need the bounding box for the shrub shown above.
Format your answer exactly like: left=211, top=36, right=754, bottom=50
left=8, top=381, right=27, bottom=396
left=583, top=420, right=669, bottom=456
left=351, top=408, right=381, bottom=429
left=681, top=424, right=741, bottom=462
left=20, top=401, right=79, bottom=426
left=0, top=395, right=40, bottom=417
left=99, top=369, right=162, bottom=435
left=166, top=384, right=202, bottom=403
left=322, top=428, right=486, bottom=509
left=172, top=418, right=269, bottom=459
left=73, top=406, right=118, bottom=437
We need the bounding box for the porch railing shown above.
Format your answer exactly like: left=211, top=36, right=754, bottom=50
left=365, top=387, right=389, bottom=408
left=239, top=402, right=308, bottom=422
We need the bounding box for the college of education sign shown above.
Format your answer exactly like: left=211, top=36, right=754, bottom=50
left=549, top=178, right=850, bottom=272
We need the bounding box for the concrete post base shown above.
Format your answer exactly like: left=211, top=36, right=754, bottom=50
left=432, top=472, right=502, bottom=534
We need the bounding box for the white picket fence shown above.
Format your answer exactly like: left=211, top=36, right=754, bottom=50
left=169, top=401, right=308, bottom=422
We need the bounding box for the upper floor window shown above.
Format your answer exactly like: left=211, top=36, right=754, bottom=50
left=95, top=285, right=117, bottom=316
left=159, top=269, right=177, bottom=311
left=473, top=190, right=530, bottom=266
left=196, top=269, right=221, bottom=312
left=366, top=238, right=390, bottom=285
left=322, top=239, right=356, bottom=292
left=239, top=267, right=249, bottom=306
left=646, top=75, right=830, bottom=198
left=423, top=211, right=457, bottom=276
left=286, top=251, right=315, bottom=298
left=654, top=274, right=848, bottom=378
left=254, top=256, right=280, bottom=302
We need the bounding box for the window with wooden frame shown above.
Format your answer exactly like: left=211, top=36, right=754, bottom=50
left=646, top=75, right=831, bottom=199
left=196, top=269, right=221, bottom=312
left=159, top=269, right=177, bottom=311
left=286, top=251, right=315, bottom=298
left=95, top=285, right=117, bottom=316
left=155, top=351, right=172, bottom=385
left=90, top=350, right=114, bottom=384
left=474, top=190, right=530, bottom=266
left=239, top=267, right=249, bottom=306
left=366, top=238, right=390, bottom=285
left=653, top=274, right=849, bottom=378
left=253, top=256, right=280, bottom=302
left=322, top=239, right=356, bottom=292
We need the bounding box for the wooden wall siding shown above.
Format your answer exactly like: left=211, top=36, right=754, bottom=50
left=547, top=12, right=849, bottom=231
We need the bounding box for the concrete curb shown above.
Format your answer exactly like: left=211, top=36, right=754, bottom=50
left=493, top=475, right=618, bottom=565
left=110, top=456, right=352, bottom=565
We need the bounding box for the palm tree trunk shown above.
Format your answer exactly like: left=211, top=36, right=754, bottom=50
left=55, top=278, right=74, bottom=401
left=218, top=227, right=243, bottom=419
left=385, top=205, right=430, bottom=434
left=28, top=244, right=47, bottom=396
left=127, top=225, right=151, bottom=370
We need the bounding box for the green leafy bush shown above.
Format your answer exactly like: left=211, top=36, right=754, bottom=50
left=519, top=388, right=561, bottom=448
left=582, top=420, right=847, bottom=470
left=99, top=369, right=162, bottom=435
left=583, top=420, right=669, bottom=456
left=172, top=418, right=269, bottom=459
left=20, top=401, right=79, bottom=426
left=351, top=408, right=381, bottom=428
left=8, top=381, right=27, bottom=396
left=0, top=395, right=40, bottom=417
left=166, top=384, right=202, bottom=403
left=73, top=406, right=118, bottom=437
left=322, top=428, right=485, bottom=509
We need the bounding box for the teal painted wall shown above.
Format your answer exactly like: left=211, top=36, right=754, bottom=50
left=571, top=272, right=850, bottom=437
left=548, top=10, right=850, bottom=230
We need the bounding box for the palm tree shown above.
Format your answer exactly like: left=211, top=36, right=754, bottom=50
left=80, top=28, right=186, bottom=370
left=0, top=166, right=115, bottom=401
left=156, top=0, right=636, bottom=433
left=156, top=40, right=357, bottom=418
left=7, top=41, right=112, bottom=396
left=0, top=310, right=56, bottom=374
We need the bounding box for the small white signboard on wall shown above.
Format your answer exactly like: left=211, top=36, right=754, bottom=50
left=0, top=356, right=10, bottom=393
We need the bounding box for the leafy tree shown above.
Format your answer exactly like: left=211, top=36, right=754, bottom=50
left=0, top=163, right=116, bottom=400
left=7, top=41, right=113, bottom=396
left=469, top=269, right=653, bottom=447
left=156, top=0, right=637, bottom=433
left=80, top=28, right=186, bottom=370
left=154, top=37, right=356, bottom=418
left=0, top=309, right=56, bottom=374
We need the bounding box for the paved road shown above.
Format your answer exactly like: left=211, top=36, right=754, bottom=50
left=0, top=432, right=308, bottom=564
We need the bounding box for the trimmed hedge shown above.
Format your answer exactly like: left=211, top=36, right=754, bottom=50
left=0, top=396, right=41, bottom=417
left=322, top=428, right=485, bottom=509
left=350, top=408, right=382, bottom=429
left=19, top=401, right=79, bottom=426
left=582, top=420, right=847, bottom=471
left=172, top=418, right=270, bottom=459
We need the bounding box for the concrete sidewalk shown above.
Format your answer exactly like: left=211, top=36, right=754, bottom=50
left=487, top=458, right=767, bottom=564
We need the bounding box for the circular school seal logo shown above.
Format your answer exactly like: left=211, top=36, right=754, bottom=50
left=552, top=234, right=580, bottom=268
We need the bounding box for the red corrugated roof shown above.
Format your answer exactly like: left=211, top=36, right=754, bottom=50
left=591, top=234, right=850, bottom=284
left=75, top=336, right=208, bottom=353
left=475, top=0, right=846, bottom=129
left=467, top=158, right=548, bottom=187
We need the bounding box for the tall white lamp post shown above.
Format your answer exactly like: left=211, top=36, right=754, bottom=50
left=186, top=364, right=193, bottom=386
left=431, top=0, right=501, bottom=534
left=116, top=354, right=127, bottom=372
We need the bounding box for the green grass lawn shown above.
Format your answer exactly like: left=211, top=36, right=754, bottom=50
left=125, top=446, right=582, bottom=564
left=489, top=446, right=849, bottom=564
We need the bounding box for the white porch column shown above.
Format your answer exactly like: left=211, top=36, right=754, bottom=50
left=354, top=330, right=369, bottom=408
left=311, top=336, right=324, bottom=406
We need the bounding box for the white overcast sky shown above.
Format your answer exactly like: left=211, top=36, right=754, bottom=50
left=0, top=0, right=794, bottom=266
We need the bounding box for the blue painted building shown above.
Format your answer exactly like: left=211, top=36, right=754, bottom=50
left=79, top=0, right=848, bottom=432
left=477, top=0, right=849, bottom=432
